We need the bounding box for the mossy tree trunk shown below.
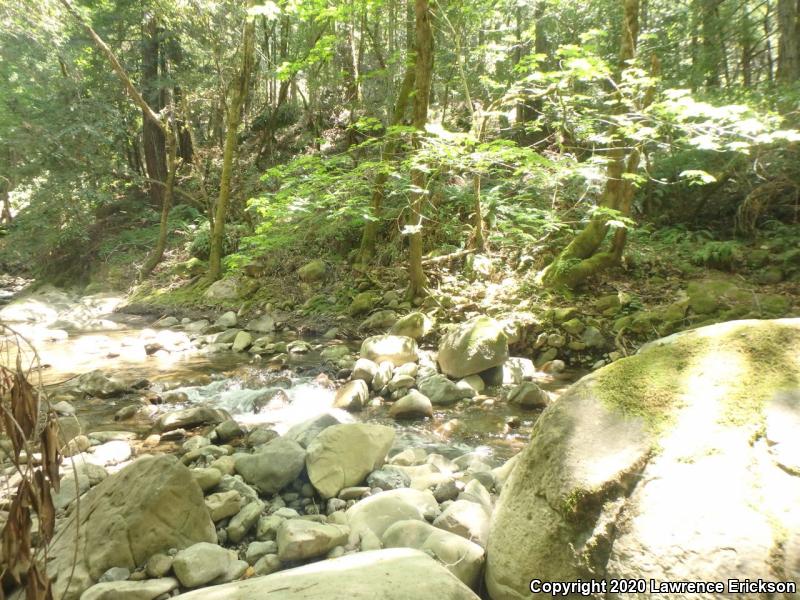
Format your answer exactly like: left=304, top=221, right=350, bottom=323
left=407, top=0, right=433, bottom=299
left=540, top=0, right=644, bottom=290
left=207, top=4, right=256, bottom=282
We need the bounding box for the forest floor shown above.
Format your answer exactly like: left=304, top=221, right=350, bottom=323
left=107, top=219, right=800, bottom=371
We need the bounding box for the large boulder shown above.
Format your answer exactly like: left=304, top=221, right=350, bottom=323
left=234, top=438, right=306, bottom=495
left=360, top=335, right=418, bottom=367
left=486, top=319, right=800, bottom=599
left=48, top=455, right=217, bottom=600
left=171, top=548, right=480, bottom=599
left=437, top=316, right=509, bottom=378
left=306, top=423, right=395, bottom=498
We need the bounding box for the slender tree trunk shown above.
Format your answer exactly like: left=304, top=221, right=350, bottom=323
left=142, top=127, right=177, bottom=275
left=0, top=178, right=12, bottom=225
left=142, top=14, right=167, bottom=208
left=540, top=0, right=644, bottom=290
left=777, top=0, right=800, bottom=80
left=207, top=5, right=256, bottom=281
left=407, top=0, right=433, bottom=299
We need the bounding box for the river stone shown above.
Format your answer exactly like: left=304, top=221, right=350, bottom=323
left=215, top=311, right=238, bottom=328
left=205, top=278, right=243, bottom=301
left=214, top=328, right=241, bottom=344
left=507, top=381, right=548, bottom=408
left=283, top=412, right=350, bottom=448
left=390, top=312, right=434, bottom=339
left=276, top=519, right=350, bottom=561
left=437, top=316, right=509, bottom=378
left=486, top=318, right=800, bottom=600
left=383, top=520, right=485, bottom=589
left=367, top=466, right=412, bottom=491
left=215, top=419, right=243, bottom=443
left=228, top=500, right=265, bottom=543
left=170, top=548, right=480, bottom=599
left=361, top=309, right=399, bottom=331
left=349, top=292, right=377, bottom=316
left=298, top=259, right=326, bottom=282
left=78, top=370, right=130, bottom=398
left=457, top=375, right=485, bottom=395
left=232, top=330, right=253, bottom=352
left=247, top=314, right=275, bottom=333
left=80, top=577, right=179, bottom=600
left=155, top=406, right=230, bottom=432
left=346, top=488, right=439, bottom=539
left=351, top=358, right=378, bottom=385
left=389, top=390, right=433, bottom=419
left=53, top=460, right=108, bottom=511
left=246, top=541, right=278, bottom=564
left=253, top=554, right=282, bottom=576
left=333, top=379, right=368, bottom=412
left=173, top=542, right=235, bottom=588
left=145, top=553, right=173, bottom=578
left=306, top=423, right=395, bottom=498
left=372, top=360, right=394, bottom=389
left=205, top=490, right=243, bottom=521
left=502, top=357, right=536, bottom=384
left=417, top=374, right=464, bottom=406
left=47, top=455, right=216, bottom=600
left=433, top=500, right=490, bottom=547
left=360, top=335, right=419, bottom=367
left=234, top=438, right=306, bottom=494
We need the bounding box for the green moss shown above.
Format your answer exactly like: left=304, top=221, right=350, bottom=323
left=717, top=323, right=800, bottom=426
left=592, top=338, right=706, bottom=433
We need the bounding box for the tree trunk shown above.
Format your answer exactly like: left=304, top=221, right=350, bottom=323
left=0, top=178, right=12, bottom=225
left=540, top=0, right=643, bottom=290
left=207, top=6, right=256, bottom=281
left=141, top=127, right=177, bottom=276
left=777, top=0, right=800, bottom=80
left=142, top=14, right=167, bottom=208
left=407, top=0, right=433, bottom=299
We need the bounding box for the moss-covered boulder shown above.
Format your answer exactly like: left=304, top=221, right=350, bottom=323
left=438, top=316, right=509, bottom=378
left=349, top=292, right=377, bottom=316
left=486, top=319, right=800, bottom=599
left=391, top=312, right=434, bottom=339
left=297, top=259, right=327, bottom=283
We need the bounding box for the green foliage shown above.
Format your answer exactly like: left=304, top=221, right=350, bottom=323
left=691, top=240, right=745, bottom=271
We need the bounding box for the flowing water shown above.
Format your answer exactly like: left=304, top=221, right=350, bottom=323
left=1, top=283, right=581, bottom=463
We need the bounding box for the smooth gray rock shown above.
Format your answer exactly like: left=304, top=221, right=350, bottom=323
left=234, top=438, right=306, bottom=495
left=47, top=456, right=216, bottom=600
left=306, top=423, right=395, bottom=498
left=172, top=542, right=234, bottom=588
left=276, top=519, right=349, bottom=561
left=170, top=548, right=480, bottom=599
